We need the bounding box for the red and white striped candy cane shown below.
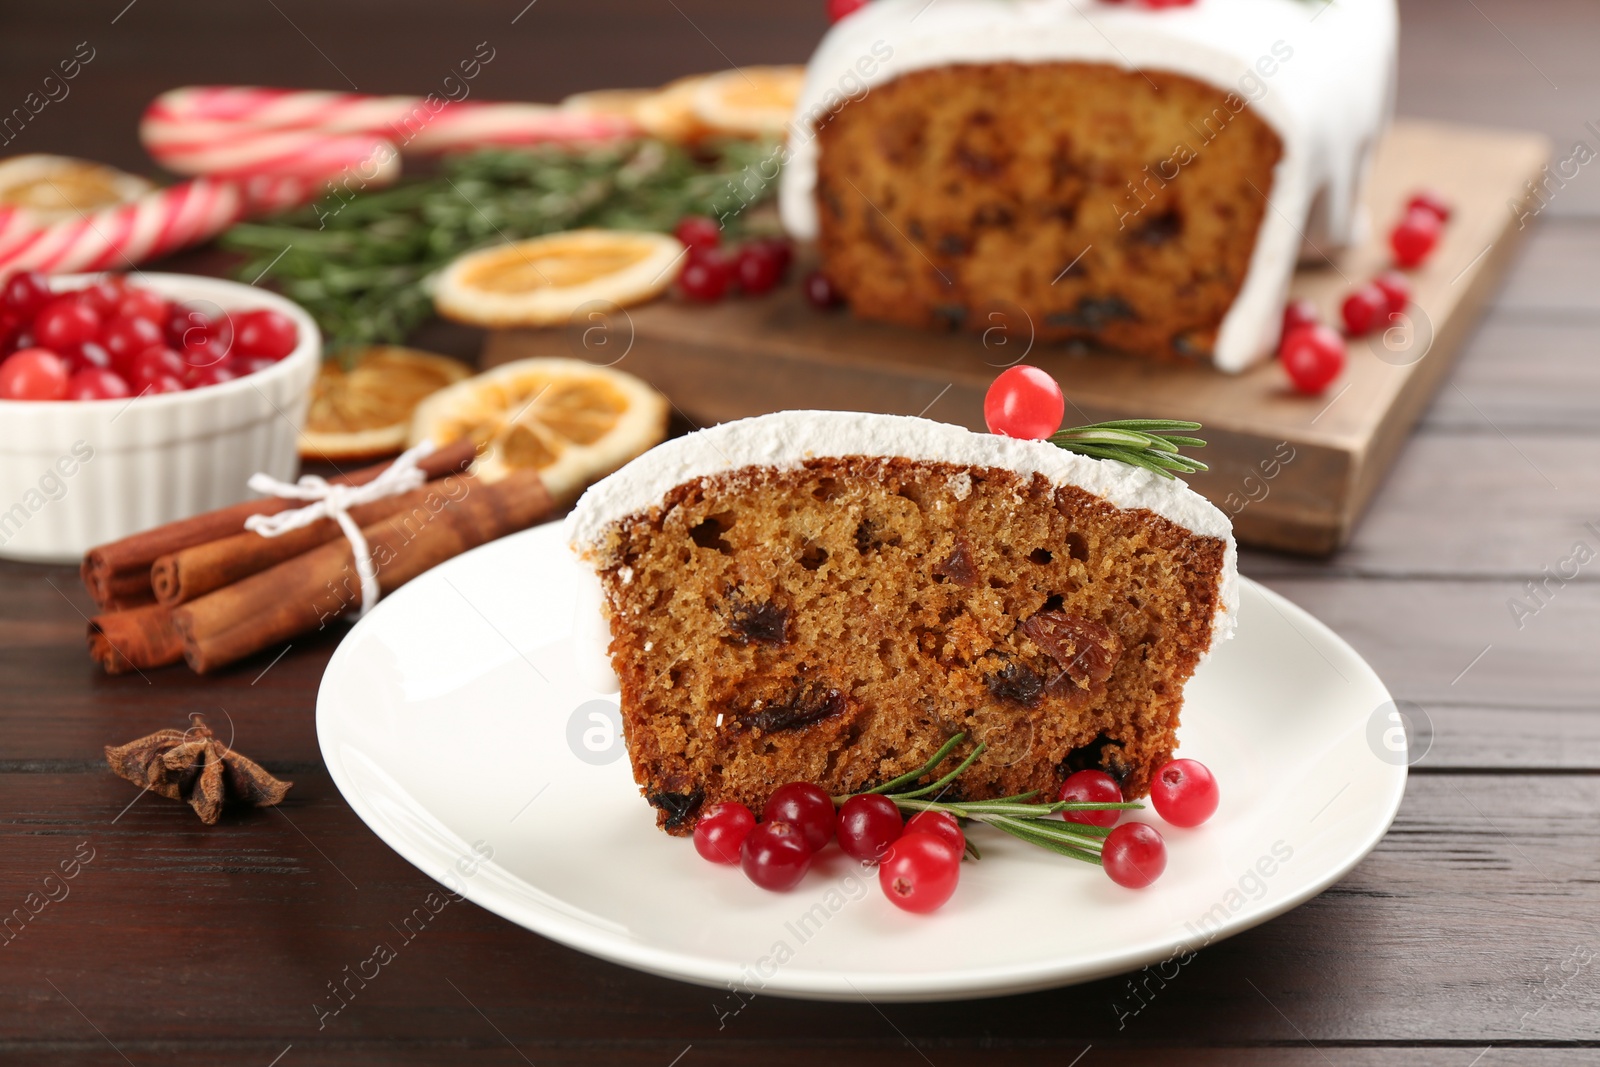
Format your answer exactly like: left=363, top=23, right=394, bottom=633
left=141, top=86, right=641, bottom=179
left=0, top=174, right=317, bottom=277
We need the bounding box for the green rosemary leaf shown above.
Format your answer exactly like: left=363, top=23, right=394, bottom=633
left=892, top=799, right=1061, bottom=819
left=894, top=741, right=988, bottom=799
left=985, top=818, right=1104, bottom=864
left=1078, top=419, right=1203, bottom=432
left=863, top=733, right=967, bottom=796
left=1045, top=419, right=1209, bottom=479
left=983, top=813, right=1111, bottom=844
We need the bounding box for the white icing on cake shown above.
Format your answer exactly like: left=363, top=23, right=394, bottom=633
left=567, top=410, right=1238, bottom=655
left=777, top=0, right=1398, bottom=372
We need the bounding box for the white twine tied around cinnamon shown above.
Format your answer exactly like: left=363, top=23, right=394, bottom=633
left=242, top=440, right=437, bottom=620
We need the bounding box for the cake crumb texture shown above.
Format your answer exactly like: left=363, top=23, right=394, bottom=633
left=814, top=62, right=1282, bottom=363
left=589, top=456, right=1228, bottom=833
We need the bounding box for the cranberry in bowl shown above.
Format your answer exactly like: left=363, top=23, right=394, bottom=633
left=0, top=272, right=319, bottom=562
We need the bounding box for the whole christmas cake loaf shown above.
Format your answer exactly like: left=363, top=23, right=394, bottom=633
left=779, top=0, right=1398, bottom=371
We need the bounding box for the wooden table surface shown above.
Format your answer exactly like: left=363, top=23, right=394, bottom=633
left=4, top=1, right=1598, bottom=1063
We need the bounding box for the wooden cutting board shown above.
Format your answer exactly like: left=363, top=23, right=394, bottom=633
left=486, top=120, right=1550, bottom=555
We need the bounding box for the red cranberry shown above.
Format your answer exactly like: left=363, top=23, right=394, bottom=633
left=2, top=271, right=52, bottom=318
left=130, top=345, right=187, bottom=386
left=115, top=287, right=170, bottom=325
left=186, top=361, right=241, bottom=389
left=1372, top=271, right=1411, bottom=318
left=66, top=367, right=133, bottom=401
left=1057, top=769, right=1124, bottom=828
left=763, top=782, right=836, bottom=853
left=60, top=341, right=112, bottom=373
left=879, top=832, right=960, bottom=913
left=230, top=355, right=277, bottom=377
left=76, top=279, right=125, bottom=318
left=35, top=299, right=101, bottom=350
left=1280, top=324, right=1345, bottom=395
left=1281, top=298, right=1319, bottom=335
left=1390, top=208, right=1442, bottom=268
left=836, top=795, right=903, bottom=863
left=1340, top=284, right=1388, bottom=336
left=827, top=0, right=870, bottom=20
left=181, top=338, right=232, bottom=372
left=984, top=364, right=1064, bottom=440
left=1405, top=189, right=1452, bottom=223
left=1102, top=822, right=1166, bottom=888
left=678, top=253, right=733, bottom=302
left=674, top=215, right=722, bottom=254
left=733, top=242, right=785, bottom=295
left=166, top=304, right=231, bottom=351
left=1149, top=758, right=1220, bottom=828
left=0, top=348, right=70, bottom=400
left=803, top=270, right=844, bottom=310
left=143, top=373, right=186, bottom=395
left=693, top=802, right=757, bottom=865
left=232, top=309, right=298, bottom=360
left=903, top=810, right=964, bottom=856
left=101, top=314, right=165, bottom=365
left=740, top=821, right=812, bottom=891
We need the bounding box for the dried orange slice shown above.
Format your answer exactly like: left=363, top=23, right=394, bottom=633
left=432, top=230, right=685, bottom=329
left=299, top=346, right=472, bottom=461
left=408, top=357, right=668, bottom=501
left=634, top=74, right=718, bottom=143
left=0, top=155, right=154, bottom=224
left=691, top=66, right=805, bottom=138
left=560, top=88, right=656, bottom=124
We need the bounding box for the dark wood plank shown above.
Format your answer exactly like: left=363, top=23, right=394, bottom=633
left=3, top=772, right=1597, bottom=1052
left=2, top=1047, right=1596, bottom=1067
left=2, top=0, right=1599, bottom=1059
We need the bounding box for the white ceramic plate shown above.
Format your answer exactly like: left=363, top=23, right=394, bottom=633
left=317, top=522, right=1405, bottom=1002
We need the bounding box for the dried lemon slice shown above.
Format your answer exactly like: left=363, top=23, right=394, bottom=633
left=0, top=155, right=154, bottom=224
left=432, top=230, right=685, bottom=329
left=408, top=357, right=669, bottom=502
left=299, top=346, right=473, bottom=461
left=691, top=66, right=805, bottom=138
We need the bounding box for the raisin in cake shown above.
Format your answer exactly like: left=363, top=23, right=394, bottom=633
left=779, top=0, right=1397, bottom=371
left=568, top=411, right=1237, bottom=834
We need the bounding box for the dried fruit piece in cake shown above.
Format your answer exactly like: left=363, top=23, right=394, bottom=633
left=568, top=410, right=1237, bottom=834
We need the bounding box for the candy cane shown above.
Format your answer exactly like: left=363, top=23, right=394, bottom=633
left=0, top=174, right=319, bottom=276
left=141, top=86, right=641, bottom=179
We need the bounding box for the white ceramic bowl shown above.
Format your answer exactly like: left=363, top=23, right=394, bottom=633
left=0, top=273, right=320, bottom=563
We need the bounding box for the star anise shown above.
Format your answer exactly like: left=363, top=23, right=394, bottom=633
left=104, top=716, right=293, bottom=825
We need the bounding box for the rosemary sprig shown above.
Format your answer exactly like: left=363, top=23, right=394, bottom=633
left=221, top=138, right=782, bottom=351
left=1048, top=419, right=1208, bottom=479
left=835, top=732, right=1141, bottom=866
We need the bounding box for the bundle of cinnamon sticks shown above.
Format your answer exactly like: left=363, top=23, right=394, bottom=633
left=83, top=440, right=558, bottom=675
